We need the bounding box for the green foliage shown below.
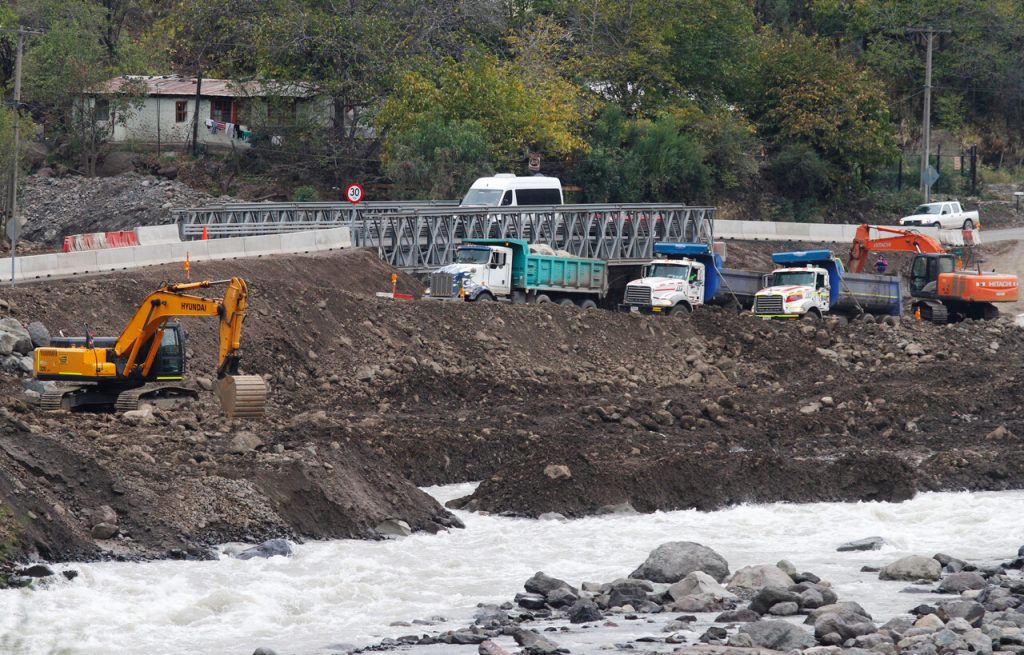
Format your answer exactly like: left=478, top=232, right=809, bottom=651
left=747, top=32, right=897, bottom=193
left=292, top=185, right=319, bottom=202
left=383, top=112, right=494, bottom=200
left=575, top=105, right=712, bottom=203
left=379, top=50, right=584, bottom=163
left=769, top=143, right=832, bottom=200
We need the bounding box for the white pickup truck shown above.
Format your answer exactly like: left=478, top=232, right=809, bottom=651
left=899, top=201, right=979, bottom=230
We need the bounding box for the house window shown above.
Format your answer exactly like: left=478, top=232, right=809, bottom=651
left=266, top=98, right=297, bottom=126
left=94, top=99, right=110, bottom=122
left=210, top=98, right=236, bottom=123
left=175, top=101, right=188, bottom=123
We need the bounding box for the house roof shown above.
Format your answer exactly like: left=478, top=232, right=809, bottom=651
left=97, top=75, right=318, bottom=98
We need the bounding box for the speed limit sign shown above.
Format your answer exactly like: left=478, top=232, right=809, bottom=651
left=345, top=183, right=364, bottom=204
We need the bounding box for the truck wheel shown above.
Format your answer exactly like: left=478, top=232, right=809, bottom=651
left=474, top=293, right=494, bottom=302
left=963, top=219, right=975, bottom=230
left=800, top=310, right=821, bottom=321
left=577, top=299, right=598, bottom=310
left=558, top=298, right=576, bottom=307
left=932, top=222, right=942, bottom=229
left=669, top=303, right=692, bottom=316
left=535, top=294, right=552, bottom=304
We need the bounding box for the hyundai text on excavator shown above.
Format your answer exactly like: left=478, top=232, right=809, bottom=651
left=33, top=278, right=267, bottom=418
left=847, top=224, right=1019, bottom=324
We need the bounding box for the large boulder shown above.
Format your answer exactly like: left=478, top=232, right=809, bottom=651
left=524, top=571, right=578, bottom=597
left=630, top=541, right=730, bottom=583
left=668, top=571, right=737, bottom=602
left=749, top=585, right=802, bottom=615
left=837, top=537, right=885, bottom=552
left=937, top=572, right=988, bottom=594
left=814, top=612, right=878, bottom=641
left=0, top=318, right=32, bottom=356
left=728, top=564, right=795, bottom=592
left=567, top=599, right=602, bottom=624
left=236, top=539, right=292, bottom=560
left=739, top=620, right=816, bottom=650
left=936, top=600, right=985, bottom=627
left=807, top=602, right=873, bottom=623
left=879, top=555, right=942, bottom=581
left=26, top=321, right=50, bottom=348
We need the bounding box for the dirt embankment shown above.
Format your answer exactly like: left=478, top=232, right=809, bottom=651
left=1, top=247, right=1023, bottom=563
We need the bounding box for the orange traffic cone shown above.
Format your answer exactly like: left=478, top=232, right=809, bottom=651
left=201, top=225, right=208, bottom=240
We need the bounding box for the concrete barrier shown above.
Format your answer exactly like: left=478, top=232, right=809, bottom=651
left=716, top=221, right=940, bottom=243
left=135, top=224, right=182, bottom=246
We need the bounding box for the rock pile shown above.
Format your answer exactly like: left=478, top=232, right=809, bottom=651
left=352, top=541, right=1024, bottom=655
left=19, top=173, right=219, bottom=245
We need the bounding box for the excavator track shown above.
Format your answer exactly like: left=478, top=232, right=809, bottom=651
left=40, top=387, right=78, bottom=411
left=214, top=375, right=267, bottom=419
left=114, top=389, right=146, bottom=413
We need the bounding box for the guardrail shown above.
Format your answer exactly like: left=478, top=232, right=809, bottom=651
left=174, top=201, right=459, bottom=238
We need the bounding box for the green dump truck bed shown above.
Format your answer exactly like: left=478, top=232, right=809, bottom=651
left=464, top=239, right=608, bottom=296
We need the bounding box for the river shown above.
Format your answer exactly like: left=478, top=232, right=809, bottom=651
left=2, top=486, right=1022, bottom=655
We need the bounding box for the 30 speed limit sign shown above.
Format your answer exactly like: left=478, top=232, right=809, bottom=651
left=345, top=183, right=364, bottom=204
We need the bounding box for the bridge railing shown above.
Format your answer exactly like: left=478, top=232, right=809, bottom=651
left=173, top=202, right=714, bottom=270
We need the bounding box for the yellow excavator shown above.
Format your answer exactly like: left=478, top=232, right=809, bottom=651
left=33, top=278, right=267, bottom=418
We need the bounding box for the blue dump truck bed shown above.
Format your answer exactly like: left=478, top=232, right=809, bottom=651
left=465, top=239, right=608, bottom=295
left=771, top=249, right=903, bottom=316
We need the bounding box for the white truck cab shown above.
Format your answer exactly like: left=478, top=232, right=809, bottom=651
left=754, top=265, right=832, bottom=319
left=624, top=259, right=707, bottom=315
left=438, top=244, right=513, bottom=299
left=460, top=174, right=563, bottom=207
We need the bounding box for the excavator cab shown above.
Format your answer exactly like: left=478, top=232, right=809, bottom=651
left=909, top=254, right=955, bottom=297
left=151, top=323, right=186, bottom=380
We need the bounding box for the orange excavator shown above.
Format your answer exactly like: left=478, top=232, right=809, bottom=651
left=33, top=278, right=267, bottom=417
left=848, top=224, right=1019, bottom=323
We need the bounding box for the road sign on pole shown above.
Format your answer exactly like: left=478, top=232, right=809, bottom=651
left=345, top=183, right=364, bottom=204
left=924, top=165, right=939, bottom=188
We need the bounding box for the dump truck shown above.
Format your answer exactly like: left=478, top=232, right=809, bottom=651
left=428, top=238, right=611, bottom=308
left=622, top=243, right=768, bottom=315
left=623, top=243, right=724, bottom=315
left=753, top=250, right=903, bottom=320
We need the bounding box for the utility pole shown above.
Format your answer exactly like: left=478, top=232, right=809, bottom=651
left=7, top=26, right=25, bottom=286
left=908, top=26, right=950, bottom=203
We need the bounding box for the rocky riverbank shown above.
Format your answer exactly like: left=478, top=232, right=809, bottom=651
left=349, top=540, right=1024, bottom=655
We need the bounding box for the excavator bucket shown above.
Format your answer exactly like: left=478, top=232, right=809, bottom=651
left=214, top=375, right=267, bottom=419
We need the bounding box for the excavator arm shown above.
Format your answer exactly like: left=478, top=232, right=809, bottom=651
left=36, top=277, right=266, bottom=418
left=847, top=224, right=947, bottom=273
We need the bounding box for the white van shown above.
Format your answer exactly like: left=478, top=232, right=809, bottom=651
left=460, top=174, right=563, bottom=207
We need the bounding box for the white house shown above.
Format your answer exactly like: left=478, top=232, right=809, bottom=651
left=92, top=75, right=333, bottom=149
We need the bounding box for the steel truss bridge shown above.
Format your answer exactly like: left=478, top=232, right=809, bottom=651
left=173, top=202, right=715, bottom=271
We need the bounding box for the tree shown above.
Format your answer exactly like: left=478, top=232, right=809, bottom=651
left=745, top=33, right=896, bottom=192
left=23, top=9, right=144, bottom=175
left=574, top=105, right=711, bottom=203
left=379, top=50, right=585, bottom=165
left=383, top=112, right=493, bottom=199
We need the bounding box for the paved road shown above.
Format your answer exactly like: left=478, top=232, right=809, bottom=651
left=983, top=228, right=1024, bottom=242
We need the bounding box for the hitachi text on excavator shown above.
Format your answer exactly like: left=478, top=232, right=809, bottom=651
left=33, top=278, right=267, bottom=418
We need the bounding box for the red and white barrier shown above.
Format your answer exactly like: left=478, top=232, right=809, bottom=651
left=63, top=230, right=140, bottom=252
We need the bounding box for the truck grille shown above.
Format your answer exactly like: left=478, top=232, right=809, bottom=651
left=754, top=294, right=784, bottom=314
left=625, top=285, right=652, bottom=305
left=430, top=272, right=454, bottom=298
